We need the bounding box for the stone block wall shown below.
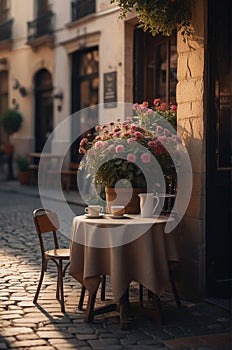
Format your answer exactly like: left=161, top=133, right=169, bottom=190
left=175, top=0, right=207, bottom=300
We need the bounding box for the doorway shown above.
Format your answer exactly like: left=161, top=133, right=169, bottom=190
left=34, top=69, right=53, bottom=152
left=71, top=47, right=99, bottom=162
left=207, top=0, right=232, bottom=297
left=0, top=70, right=8, bottom=144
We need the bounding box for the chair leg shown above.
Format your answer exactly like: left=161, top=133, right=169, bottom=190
left=100, top=275, right=106, bottom=301
left=78, top=285, right=86, bottom=310
left=152, top=293, right=162, bottom=324
left=63, top=261, right=70, bottom=277
left=56, top=269, right=60, bottom=300
left=33, top=261, right=46, bottom=304
left=58, top=260, right=65, bottom=313
left=169, top=268, right=182, bottom=308
left=119, top=288, right=130, bottom=330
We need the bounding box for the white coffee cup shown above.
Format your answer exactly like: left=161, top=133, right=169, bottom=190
left=85, top=205, right=103, bottom=216
left=111, top=205, right=125, bottom=216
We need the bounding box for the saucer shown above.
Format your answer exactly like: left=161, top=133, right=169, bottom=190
left=84, top=214, right=104, bottom=219
left=108, top=214, right=130, bottom=219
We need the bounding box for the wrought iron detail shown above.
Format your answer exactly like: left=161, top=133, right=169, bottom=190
left=71, top=0, right=95, bottom=22
left=27, top=11, right=55, bottom=42
left=0, top=18, right=13, bottom=42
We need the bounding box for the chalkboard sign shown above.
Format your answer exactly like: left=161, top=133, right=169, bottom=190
left=104, top=71, right=117, bottom=108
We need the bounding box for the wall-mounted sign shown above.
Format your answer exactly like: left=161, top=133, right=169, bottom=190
left=104, top=71, right=117, bottom=108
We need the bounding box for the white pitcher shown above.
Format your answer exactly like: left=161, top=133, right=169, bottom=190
left=138, top=193, right=160, bottom=218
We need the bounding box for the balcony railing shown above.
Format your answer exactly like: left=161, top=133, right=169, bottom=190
left=0, top=7, right=10, bottom=24
left=27, top=11, right=55, bottom=42
left=71, top=0, right=95, bottom=22
left=0, top=18, right=13, bottom=42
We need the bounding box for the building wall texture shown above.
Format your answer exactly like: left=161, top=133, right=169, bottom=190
left=176, top=0, right=207, bottom=299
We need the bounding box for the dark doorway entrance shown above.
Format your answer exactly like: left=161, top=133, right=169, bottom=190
left=207, top=0, right=232, bottom=297
left=0, top=70, right=8, bottom=144
left=71, top=47, right=99, bottom=162
left=34, top=69, right=53, bottom=152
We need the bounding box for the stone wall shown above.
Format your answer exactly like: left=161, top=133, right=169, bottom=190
left=175, top=0, right=207, bottom=300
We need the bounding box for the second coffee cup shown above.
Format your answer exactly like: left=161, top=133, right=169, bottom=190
left=85, top=205, right=103, bottom=216
left=111, top=206, right=125, bottom=216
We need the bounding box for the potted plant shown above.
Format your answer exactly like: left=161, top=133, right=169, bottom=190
left=16, top=155, right=30, bottom=185
left=0, top=109, right=23, bottom=150
left=78, top=100, right=180, bottom=213
left=111, top=0, right=192, bottom=41
left=0, top=109, right=23, bottom=179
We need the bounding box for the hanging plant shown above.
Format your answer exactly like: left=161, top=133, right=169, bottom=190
left=111, top=0, right=192, bottom=41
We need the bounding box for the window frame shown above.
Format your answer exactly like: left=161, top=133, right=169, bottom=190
left=133, top=27, right=177, bottom=106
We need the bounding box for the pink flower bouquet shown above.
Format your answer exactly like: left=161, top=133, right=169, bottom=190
left=79, top=102, right=181, bottom=190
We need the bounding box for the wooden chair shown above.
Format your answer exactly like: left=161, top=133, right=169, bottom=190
left=26, top=153, right=39, bottom=185
left=33, top=208, right=85, bottom=312
left=33, top=208, right=105, bottom=313
left=46, top=162, right=79, bottom=192
left=29, top=163, right=39, bottom=185
left=61, top=162, right=79, bottom=192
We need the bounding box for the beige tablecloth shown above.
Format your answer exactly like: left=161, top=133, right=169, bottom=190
left=69, top=215, right=179, bottom=300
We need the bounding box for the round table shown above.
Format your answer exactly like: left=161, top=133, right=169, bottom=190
left=69, top=214, right=179, bottom=328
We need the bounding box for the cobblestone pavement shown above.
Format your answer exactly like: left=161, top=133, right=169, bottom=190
left=0, top=189, right=231, bottom=350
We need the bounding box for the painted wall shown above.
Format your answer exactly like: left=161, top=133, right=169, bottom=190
left=53, top=1, right=126, bottom=151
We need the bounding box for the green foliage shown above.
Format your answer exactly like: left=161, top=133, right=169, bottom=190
left=16, top=155, right=30, bottom=171
left=111, top=0, right=192, bottom=40
left=95, top=159, right=147, bottom=188
left=0, top=109, right=23, bottom=136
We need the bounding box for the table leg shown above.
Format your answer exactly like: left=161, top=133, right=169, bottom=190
left=84, top=290, right=118, bottom=323
left=119, top=289, right=130, bottom=330
left=140, top=290, right=162, bottom=324
left=85, top=288, right=131, bottom=330
left=84, top=290, right=97, bottom=322
left=78, top=286, right=86, bottom=310
left=152, top=294, right=162, bottom=324
left=83, top=285, right=162, bottom=329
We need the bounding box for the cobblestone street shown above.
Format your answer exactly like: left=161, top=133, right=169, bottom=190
left=0, top=188, right=231, bottom=350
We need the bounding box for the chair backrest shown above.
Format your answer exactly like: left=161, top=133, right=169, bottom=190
left=33, top=208, right=60, bottom=254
